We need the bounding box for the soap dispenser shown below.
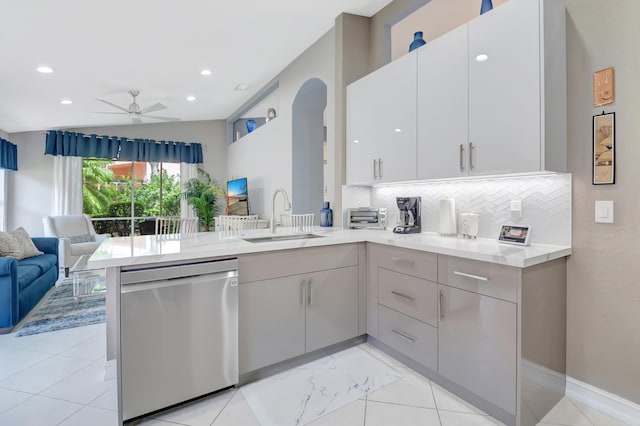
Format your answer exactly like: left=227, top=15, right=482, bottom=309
left=320, top=202, right=333, bottom=227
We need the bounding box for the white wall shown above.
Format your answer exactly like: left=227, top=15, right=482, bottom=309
left=7, top=120, right=226, bottom=235
left=226, top=28, right=336, bottom=221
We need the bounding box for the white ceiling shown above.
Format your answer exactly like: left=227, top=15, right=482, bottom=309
left=0, top=0, right=393, bottom=133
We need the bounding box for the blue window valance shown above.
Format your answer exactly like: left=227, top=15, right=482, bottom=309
left=44, top=130, right=203, bottom=164
left=0, top=138, right=18, bottom=171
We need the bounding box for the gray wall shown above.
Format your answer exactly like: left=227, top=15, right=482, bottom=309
left=566, top=0, right=640, bottom=403
left=7, top=120, right=226, bottom=235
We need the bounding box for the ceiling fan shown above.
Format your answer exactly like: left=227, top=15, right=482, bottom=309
left=95, top=90, right=180, bottom=123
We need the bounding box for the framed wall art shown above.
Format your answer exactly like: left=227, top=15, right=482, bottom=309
left=592, top=112, right=615, bottom=185
left=593, top=67, right=615, bottom=107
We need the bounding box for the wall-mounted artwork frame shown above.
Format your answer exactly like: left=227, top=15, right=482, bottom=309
left=592, top=112, right=615, bottom=185
left=593, top=67, right=615, bottom=107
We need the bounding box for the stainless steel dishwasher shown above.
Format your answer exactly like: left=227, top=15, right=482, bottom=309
left=119, top=259, right=238, bottom=422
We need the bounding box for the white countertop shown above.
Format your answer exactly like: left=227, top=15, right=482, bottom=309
left=88, top=228, right=571, bottom=269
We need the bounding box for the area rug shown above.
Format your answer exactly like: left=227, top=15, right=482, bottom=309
left=15, top=277, right=106, bottom=337
left=240, top=346, right=403, bottom=426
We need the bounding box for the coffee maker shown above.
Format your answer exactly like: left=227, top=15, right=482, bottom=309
left=393, top=197, right=422, bottom=234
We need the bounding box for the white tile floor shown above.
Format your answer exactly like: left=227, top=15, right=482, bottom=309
left=0, top=324, right=630, bottom=426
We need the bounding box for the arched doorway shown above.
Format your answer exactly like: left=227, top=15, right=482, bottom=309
left=292, top=78, right=327, bottom=224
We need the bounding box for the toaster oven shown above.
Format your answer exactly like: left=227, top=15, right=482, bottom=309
left=347, top=207, right=387, bottom=230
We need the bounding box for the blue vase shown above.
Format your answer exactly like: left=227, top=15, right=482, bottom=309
left=409, top=31, right=426, bottom=52
left=480, top=0, right=493, bottom=14
left=320, top=202, right=333, bottom=227
left=246, top=119, right=257, bottom=133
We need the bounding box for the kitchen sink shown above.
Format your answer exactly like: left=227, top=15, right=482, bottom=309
left=242, top=233, right=324, bottom=243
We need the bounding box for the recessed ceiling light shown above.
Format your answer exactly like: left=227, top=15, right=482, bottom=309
left=394, top=128, right=402, bottom=133
left=60, top=99, right=72, bottom=105
left=37, top=66, right=54, bottom=74
left=234, top=84, right=250, bottom=91
left=475, top=54, right=489, bottom=62
left=187, top=96, right=196, bottom=102
left=353, top=139, right=360, bottom=144
left=200, top=69, right=212, bottom=76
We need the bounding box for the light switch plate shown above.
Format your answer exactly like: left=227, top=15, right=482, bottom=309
left=595, top=200, right=614, bottom=223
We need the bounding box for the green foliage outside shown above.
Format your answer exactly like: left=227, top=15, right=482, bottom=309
left=183, top=168, right=223, bottom=231
left=82, top=159, right=182, bottom=235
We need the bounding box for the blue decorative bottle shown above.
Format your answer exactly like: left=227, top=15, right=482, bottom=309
left=409, top=31, right=426, bottom=52
left=320, top=202, right=333, bottom=227
left=480, top=0, right=493, bottom=14
left=246, top=119, right=257, bottom=133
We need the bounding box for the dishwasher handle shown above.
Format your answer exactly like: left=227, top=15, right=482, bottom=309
left=121, top=259, right=238, bottom=285
left=121, top=271, right=238, bottom=294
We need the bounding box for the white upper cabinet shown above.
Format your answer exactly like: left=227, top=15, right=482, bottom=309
left=417, top=25, right=469, bottom=180
left=467, top=0, right=542, bottom=175
left=346, top=52, right=417, bottom=185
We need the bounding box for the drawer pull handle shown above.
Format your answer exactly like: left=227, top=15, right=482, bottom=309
left=391, top=257, right=415, bottom=265
left=453, top=271, right=489, bottom=281
left=391, top=329, right=416, bottom=343
left=391, top=290, right=415, bottom=301
left=300, top=279, right=306, bottom=306
left=440, top=290, right=445, bottom=320
left=307, top=278, right=312, bottom=306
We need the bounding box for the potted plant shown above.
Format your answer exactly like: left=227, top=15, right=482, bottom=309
left=182, top=168, right=223, bottom=231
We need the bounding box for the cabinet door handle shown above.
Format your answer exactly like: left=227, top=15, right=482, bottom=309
left=391, top=257, right=415, bottom=265
left=391, top=290, right=415, bottom=301
left=373, top=159, right=378, bottom=179
left=469, top=142, right=474, bottom=171
left=300, top=279, right=306, bottom=306
left=459, top=144, right=465, bottom=172
left=391, top=329, right=416, bottom=343
left=439, top=290, right=445, bottom=320
left=378, top=158, right=383, bottom=179
left=307, top=278, right=312, bottom=306
left=453, top=271, right=489, bottom=281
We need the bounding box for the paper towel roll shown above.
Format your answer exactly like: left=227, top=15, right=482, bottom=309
left=439, top=198, right=457, bottom=236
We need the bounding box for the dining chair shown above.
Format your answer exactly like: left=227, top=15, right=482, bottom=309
left=216, top=215, right=259, bottom=231
left=280, top=213, right=315, bottom=231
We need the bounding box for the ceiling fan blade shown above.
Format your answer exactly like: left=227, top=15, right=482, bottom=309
left=94, top=111, right=128, bottom=115
left=96, top=98, right=130, bottom=113
left=143, top=115, right=181, bottom=122
left=139, top=102, right=167, bottom=114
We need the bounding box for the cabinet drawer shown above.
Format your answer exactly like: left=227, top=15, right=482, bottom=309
left=378, top=268, right=438, bottom=327
left=239, top=244, right=358, bottom=283
left=438, top=255, right=518, bottom=303
left=378, top=304, right=437, bottom=371
left=369, top=243, right=437, bottom=281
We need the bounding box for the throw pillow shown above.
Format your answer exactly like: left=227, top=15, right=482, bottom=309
left=64, top=233, right=95, bottom=244
left=13, top=227, right=44, bottom=259
left=0, top=228, right=44, bottom=260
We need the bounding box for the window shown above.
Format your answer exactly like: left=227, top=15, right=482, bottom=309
left=82, top=159, right=181, bottom=236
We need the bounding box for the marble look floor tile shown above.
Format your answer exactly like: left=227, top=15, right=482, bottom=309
left=439, top=410, right=504, bottom=426
left=365, top=345, right=407, bottom=369
left=367, top=374, right=436, bottom=409
left=0, top=394, right=82, bottom=426
left=539, top=397, right=593, bottom=426
left=365, top=401, right=441, bottom=426
left=151, top=388, right=236, bottom=426
left=431, top=382, right=485, bottom=415
left=88, top=382, right=117, bottom=411
left=40, top=359, right=113, bottom=404
left=58, top=405, right=118, bottom=426
left=58, top=333, right=107, bottom=361
left=9, top=324, right=104, bottom=355
left=0, top=354, right=91, bottom=393
left=212, top=390, right=260, bottom=426
left=307, top=399, right=366, bottom=426
left=572, top=400, right=630, bottom=426
left=0, top=349, right=52, bottom=380
left=241, top=346, right=402, bottom=426
left=0, top=388, right=31, bottom=414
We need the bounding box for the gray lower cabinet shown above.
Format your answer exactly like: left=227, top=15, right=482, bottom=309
left=239, top=275, right=306, bottom=373
left=438, top=284, right=517, bottom=415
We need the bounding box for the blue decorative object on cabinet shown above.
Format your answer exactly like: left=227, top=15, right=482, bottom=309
left=320, top=202, right=333, bottom=227
left=409, top=31, right=426, bottom=52
left=246, top=119, right=257, bottom=133
left=480, top=0, right=493, bottom=14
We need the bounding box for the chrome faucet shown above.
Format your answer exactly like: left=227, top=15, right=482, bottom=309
left=271, top=188, right=292, bottom=233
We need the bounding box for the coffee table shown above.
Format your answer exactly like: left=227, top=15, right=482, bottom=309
left=70, top=254, right=106, bottom=297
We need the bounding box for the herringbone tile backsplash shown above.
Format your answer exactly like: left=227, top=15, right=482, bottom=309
left=342, top=174, right=571, bottom=245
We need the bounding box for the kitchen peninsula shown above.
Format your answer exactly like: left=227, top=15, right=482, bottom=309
left=89, top=228, right=570, bottom=426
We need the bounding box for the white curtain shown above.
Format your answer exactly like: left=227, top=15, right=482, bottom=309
left=180, top=162, right=197, bottom=219
left=53, top=156, right=83, bottom=216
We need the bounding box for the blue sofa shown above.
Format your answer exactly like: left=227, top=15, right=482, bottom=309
left=0, top=237, right=59, bottom=333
